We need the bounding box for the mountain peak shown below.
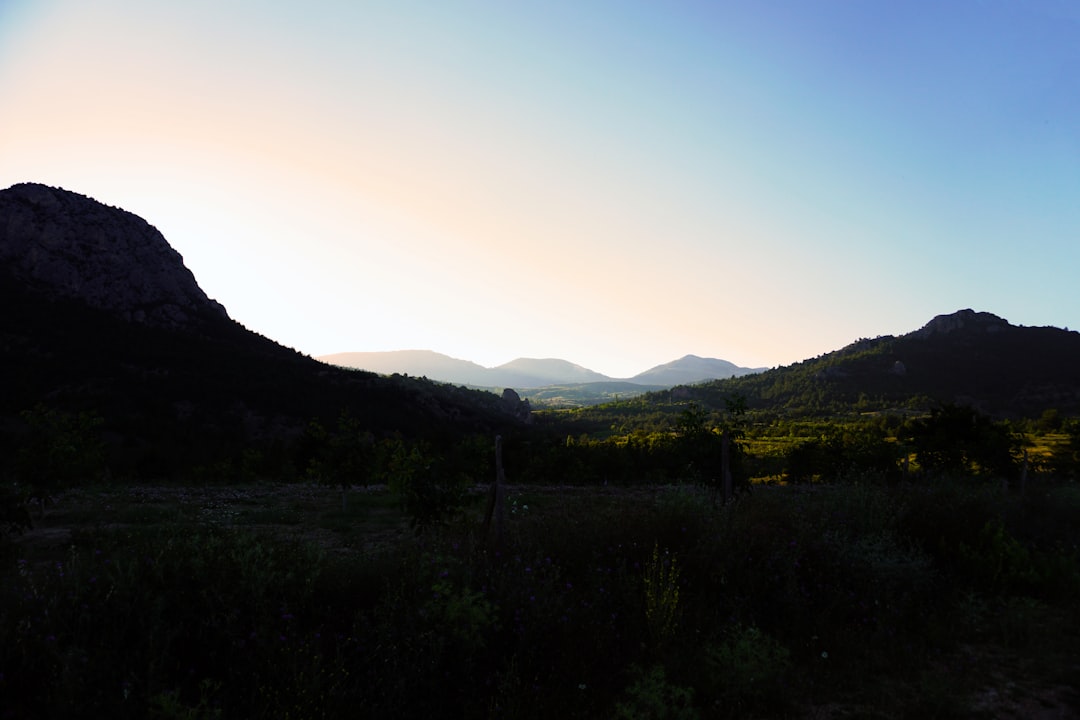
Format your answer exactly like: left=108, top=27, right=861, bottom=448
left=0, top=182, right=227, bottom=329
left=913, top=309, right=1010, bottom=338
left=494, top=357, right=608, bottom=384
left=630, top=355, right=764, bottom=385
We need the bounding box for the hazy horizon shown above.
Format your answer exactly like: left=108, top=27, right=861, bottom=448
left=317, top=348, right=764, bottom=378
left=3, top=1, right=1078, bottom=378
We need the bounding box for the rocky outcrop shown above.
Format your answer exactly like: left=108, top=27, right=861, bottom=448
left=914, top=309, right=1009, bottom=338
left=501, top=388, right=532, bottom=423
left=0, top=182, right=227, bottom=328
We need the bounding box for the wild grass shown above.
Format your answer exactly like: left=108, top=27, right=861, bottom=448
left=1, top=479, right=1078, bottom=718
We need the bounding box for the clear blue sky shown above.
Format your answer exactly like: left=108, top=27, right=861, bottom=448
left=2, top=1, right=1078, bottom=377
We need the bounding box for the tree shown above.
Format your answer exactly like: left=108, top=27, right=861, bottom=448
left=1048, top=418, right=1080, bottom=479
left=383, top=439, right=470, bottom=532
left=14, top=405, right=105, bottom=517
left=305, top=411, right=375, bottom=510
left=906, top=404, right=1018, bottom=479
left=675, top=398, right=749, bottom=497
left=784, top=429, right=901, bottom=484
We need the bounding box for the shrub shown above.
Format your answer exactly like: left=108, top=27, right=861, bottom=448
left=643, top=543, right=681, bottom=647
left=616, top=664, right=699, bottom=720
left=385, top=440, right=469, bottom=531
left=701, top=624, right=792, bottom=717
left=14, top=405, right=105, bottom=512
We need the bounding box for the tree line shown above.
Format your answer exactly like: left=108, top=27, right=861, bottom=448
left=5, top=397, right=1080, bottom=539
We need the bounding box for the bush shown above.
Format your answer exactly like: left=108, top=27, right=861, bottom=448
left=701, top=624, right=792, bottom=717
left=14, top=405, right=105, bottom=511
left=616, top=664, right=698, bottom=720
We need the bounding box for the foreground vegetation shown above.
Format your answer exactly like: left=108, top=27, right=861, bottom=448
left=3, top=476, right=1078, bottom=719
left=3, top=399, right=1080, bottom=717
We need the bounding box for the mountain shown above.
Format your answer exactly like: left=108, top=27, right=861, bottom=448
left=668, top=309, right=1080, bottom=418
left=631, top=354, right=765, bottom=386
left=489, top=358, right=610, bottom=387
left=319, top=350, right=495, bottom=386
left=319, top=351, right=762, bottom=390
left=318, top=352, right=616, bottom=389
left=0, top=182, right=228, bottom=329
left=0, top=183, right=529, bottom=479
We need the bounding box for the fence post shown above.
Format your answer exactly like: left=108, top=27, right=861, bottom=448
left=721, top=430, right=733, bottom=504
left=1020, top=449, right=1028, bottom=495
left=495, top=434, right=506, bottom=546
left=481, top=435, right=507, bottom=549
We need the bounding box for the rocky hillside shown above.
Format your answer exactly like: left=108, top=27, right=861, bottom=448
left=0, top=183, right=528, bottom=480
left=671, top=309, right=1080, bottom=418
left=0, top=183, right=227, bottom=328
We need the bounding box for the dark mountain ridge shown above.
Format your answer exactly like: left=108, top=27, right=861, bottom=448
left=0, top=183, right=528, bottom=479
left=0, top=182, right=228, bottom=328
left=671, top=309, right=1080, bottom=418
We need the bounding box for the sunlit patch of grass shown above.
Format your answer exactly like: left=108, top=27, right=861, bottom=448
left=1024, top=431, right=1070, bottom=462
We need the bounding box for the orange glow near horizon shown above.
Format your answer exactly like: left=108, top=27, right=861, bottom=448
left=3, top=1, right=1078, bottom=377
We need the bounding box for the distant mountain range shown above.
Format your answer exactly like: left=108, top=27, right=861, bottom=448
left=318, top=351, right=766, bottom=390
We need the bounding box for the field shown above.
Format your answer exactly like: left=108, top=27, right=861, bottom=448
left=3, top=479, right=1079, bottom=718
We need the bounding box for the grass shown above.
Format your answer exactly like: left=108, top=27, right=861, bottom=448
left=2, top=478, right=1079, bottom=718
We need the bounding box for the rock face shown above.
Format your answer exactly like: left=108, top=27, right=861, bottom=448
left=0, top=182, right=227, bottom=328
left=914, top=309, right=1010, bottom=338
left=501, top=388, right=532, bottom=423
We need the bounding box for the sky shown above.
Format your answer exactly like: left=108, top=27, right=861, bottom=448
left=2, top=1, right=1078, bottom=378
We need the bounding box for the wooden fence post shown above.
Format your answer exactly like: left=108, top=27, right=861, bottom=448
left=1020, top=449, right=1028, bottom=495
left=483, top=435, right=507, bottom=549
left=721, top=430, right=733, bottom=504
left=495, top=434, right=506, bottom=546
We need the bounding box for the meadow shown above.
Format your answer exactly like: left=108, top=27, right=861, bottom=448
left=3, top=477, right=1078, bottom=719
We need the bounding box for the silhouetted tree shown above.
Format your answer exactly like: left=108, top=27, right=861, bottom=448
left=1048, top=418, right=1080, bottom=479
left=14, top=404, right=105, bottom=516
left=906, top=404, right=1018, bottom=479
left=305, top=410, right=375, bottom=510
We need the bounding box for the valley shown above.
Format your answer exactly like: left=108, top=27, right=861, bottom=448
left=3, top=182, right=1079, bottom=718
